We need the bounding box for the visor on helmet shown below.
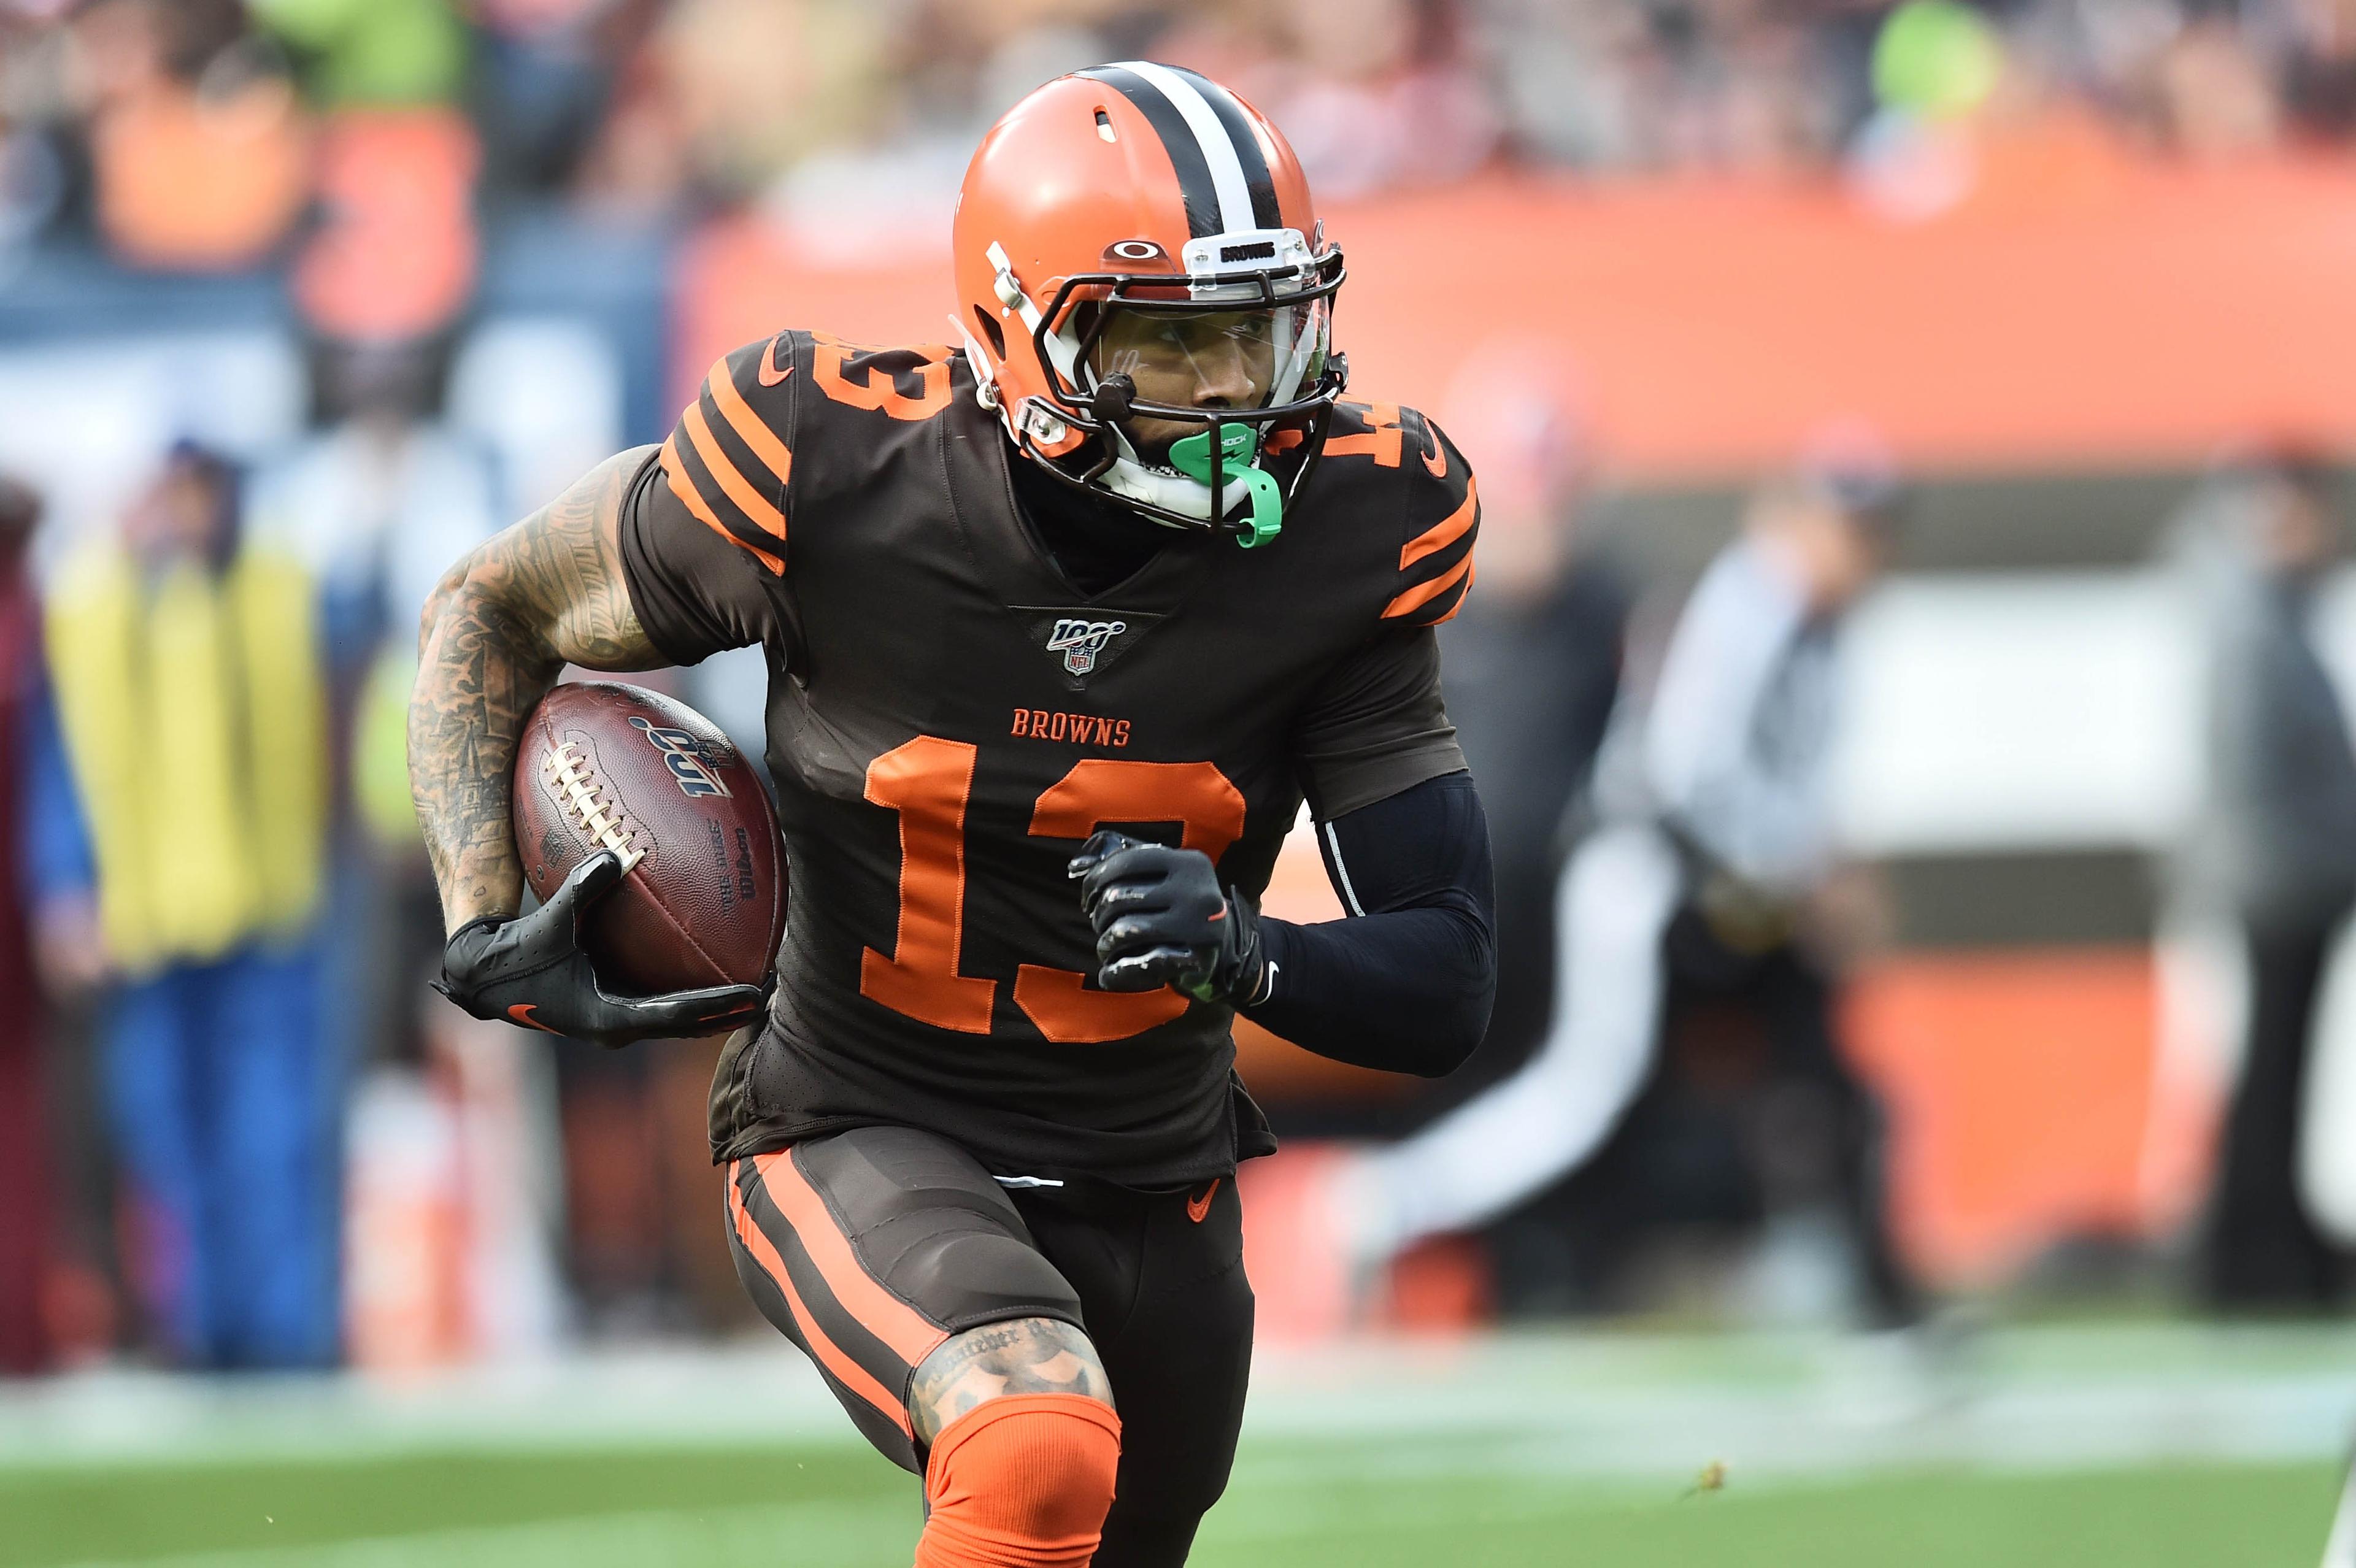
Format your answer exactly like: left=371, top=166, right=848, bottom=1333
left=1087, top=299, right=1330, bottom=454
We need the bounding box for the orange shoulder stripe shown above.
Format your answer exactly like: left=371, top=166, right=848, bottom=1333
left=662, top=434, right=783, bottom=575
left=706, top=355, right=793, bottom=490
left=1400, top=475, right=1478, bottom=571
left=755, top=1150, right=949, bottom=1370
left=1428, top=556, right=1476, bottom=623
left=682, top=400, right=787, bottom=544
left=728, top=1174, right=911, bottom=1438
left=1382, top=549, right=1474, bottom=621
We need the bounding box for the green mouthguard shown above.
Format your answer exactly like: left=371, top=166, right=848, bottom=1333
left=1169, top=426, right=1283, bottom=548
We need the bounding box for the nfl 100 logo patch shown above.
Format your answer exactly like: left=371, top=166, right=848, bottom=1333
left=629, top=715, right=734, bottom=799
left=1018, top=606, right=1161, bottom=686
left=1046, top=617, right=1128, bottom=676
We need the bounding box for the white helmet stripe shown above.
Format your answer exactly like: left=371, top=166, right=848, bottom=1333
left=1114, top=60, right=1258, bottom=236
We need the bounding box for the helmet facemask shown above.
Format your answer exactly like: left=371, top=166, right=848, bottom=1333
left=984, top=232, right=1347, bottom=548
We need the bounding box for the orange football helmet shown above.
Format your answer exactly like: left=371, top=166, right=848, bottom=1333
left=953, top=63, right=1347, bottom=545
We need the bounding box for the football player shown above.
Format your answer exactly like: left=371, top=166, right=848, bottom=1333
left=411, top=64, right=1495, bottom=1568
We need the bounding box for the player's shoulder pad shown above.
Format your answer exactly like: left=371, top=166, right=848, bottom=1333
left=668, top=330, right=971, bottom=559
left=1314, top=399, right=1479, bottom=629
left=659, top=330, right=804, bottom=577
left=795, top=332, right=965, bottom=431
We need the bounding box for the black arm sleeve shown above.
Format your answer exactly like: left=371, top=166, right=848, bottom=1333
left=1240, top=771, right=1496, bottom=1077
left=1293, top=626, right=1466, bottom=820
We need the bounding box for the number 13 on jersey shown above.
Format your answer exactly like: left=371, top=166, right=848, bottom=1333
left=857, top=736, right=1245, bottom=1044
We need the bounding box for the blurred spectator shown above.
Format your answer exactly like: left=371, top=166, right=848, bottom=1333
left=33, top=443, right=338, bottom=1369
left=470, top=0, right=627, bottom=194
left=0, top=475, right=49, bottom=1374
left=250, top=337, right=498, bottom=1059
left=1334, top=444, right=1919, bottom=1327
left=256, top=339, right=493, bottom=694
left=1423, top=358, right=1628, bottom=1121
left=246, top=0, right=468, bottom=109
left=1847, top=0, right=2139, bottom=220
left=2173, top=450, right=2356, bottom=1310
left=1475, top=0, right=1655, bottom=169
left=293, top=111, right=479, bottom=344
left=567, top=36, right=698, bottom=222
left=72, top=0, right=310, bottom=269
left=1874, top=0, right=2003, bottom=125
left=2281, top=0, right=2356, bottom=140
left=645, top=0, right=898, bottom=199
left=1250, top=0, right=1499, bottom=198
left=2156, top=12, right=2282, bottom=157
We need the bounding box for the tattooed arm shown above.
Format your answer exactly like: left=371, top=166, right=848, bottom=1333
left=410, top=446, right=669, bottom=934
left=909, top=1316, right=1116, bottom=1444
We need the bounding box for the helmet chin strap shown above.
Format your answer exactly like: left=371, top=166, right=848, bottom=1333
left=1089, top=386, right=1279, bottom=545
left=1068, top=413, right=1287, bottom=547
left=1098, top=446, right=1251, bottom=532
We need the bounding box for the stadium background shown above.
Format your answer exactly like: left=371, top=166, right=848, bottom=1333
left=4, top=0, right=2356, bottom=1562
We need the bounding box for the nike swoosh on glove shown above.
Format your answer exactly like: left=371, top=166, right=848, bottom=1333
left=1067, top=829, right=1269, bottom=1005
left=435, top=850, right=768, bottom=1048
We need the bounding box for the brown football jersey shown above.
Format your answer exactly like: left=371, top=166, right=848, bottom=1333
left=620, top=331, right=1479, bottom=1188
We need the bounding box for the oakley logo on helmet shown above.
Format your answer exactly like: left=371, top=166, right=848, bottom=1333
left=1046, top=618, right=1128, bottom=676
left=629, top=715, right=733, bottom=799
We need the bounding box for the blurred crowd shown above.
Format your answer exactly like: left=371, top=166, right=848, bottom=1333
left=0, top=0, right=2351, bottom=1379
left=0, top=401, right=742, bottom=1375
left=1, top=0, right=2355, bottom=283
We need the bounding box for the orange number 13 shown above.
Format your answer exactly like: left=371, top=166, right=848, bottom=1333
left=857, top=737, right=1245, bottom=1043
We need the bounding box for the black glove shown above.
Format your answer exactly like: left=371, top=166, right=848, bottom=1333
left=435, top=850, right=768, bottom=1048
left=1068, top=830, right=1269, bottom=1005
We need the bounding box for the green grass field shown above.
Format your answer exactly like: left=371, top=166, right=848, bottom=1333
left=0, top=1443, right=2336, bottom=1567
left=5, top=1322, right=2350, bottom=1567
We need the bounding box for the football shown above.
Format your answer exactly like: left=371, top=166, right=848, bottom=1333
left=512, top=682, right=786, bottom=996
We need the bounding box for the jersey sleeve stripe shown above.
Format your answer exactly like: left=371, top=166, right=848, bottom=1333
left=1383, top=549, right=1474, bottom=621
left=728, top=1171, right=913, bottom=1439
left=1399, top=475, right=1478, bottom=571
left=682, top=399, right=788, bottom=544
left=705, top=355, right=794, bottom=490
left=1425, top=556, right=1476, bottom=624
left=756, top=1148, right=949, bottom=1369
left=662, top=433, right=785, bottom=575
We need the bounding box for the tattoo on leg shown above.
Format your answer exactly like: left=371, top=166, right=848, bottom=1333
left=910, top=1316, right=1113, bottom=1444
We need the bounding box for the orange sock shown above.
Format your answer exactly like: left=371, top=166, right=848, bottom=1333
left=914, top=1394, right=1122, bottom=1568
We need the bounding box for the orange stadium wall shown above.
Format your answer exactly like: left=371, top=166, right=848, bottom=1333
left=671, top=153, right=2356, bottom=481
left=1841, top=950, right=2181, bottom=1287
